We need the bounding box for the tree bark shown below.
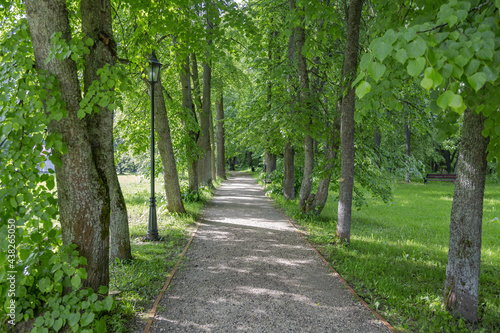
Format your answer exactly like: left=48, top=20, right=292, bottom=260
left=283, top=142, right=295, bottom=200
left=247, top=151, right=253, bottom=167
left=295, top=2, right=314, bottom=211
left=336, top=0, right=364, bottom=243
left=209, top=108, right=216, bottom=181
left=191, top=53, right=203, bottom=117
left=180, top=55, right=199, bottom=192
left=197, top=12, right=214, bottom=187
left=80, top=0, right=132, bottom=263
left=283, top=6, right=296, bottom=201
left=265, top=152, right=277, bottom=176
left=151, top=82, right=186, bottom=213
left=444, top=108, right=489, bottom=322
left=26, top=0, right=111, bottom=290
left=216, top=93, right=226, bottom=179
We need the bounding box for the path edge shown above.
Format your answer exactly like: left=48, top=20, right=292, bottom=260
left=255, top=174, right=399, bottom=333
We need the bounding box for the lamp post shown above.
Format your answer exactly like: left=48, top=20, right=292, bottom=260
left=146, top=52, right=162, bottom=241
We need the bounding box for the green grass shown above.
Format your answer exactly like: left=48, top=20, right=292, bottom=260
left=258, top=175, right=500, bottom=333
left=110, top=174, right=219, bottom=325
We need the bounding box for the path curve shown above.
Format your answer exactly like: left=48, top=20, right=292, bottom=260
left=149, top=172, right=391, bottom=332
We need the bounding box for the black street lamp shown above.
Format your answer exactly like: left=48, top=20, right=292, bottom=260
left=146, top=52, right=162, bottom=241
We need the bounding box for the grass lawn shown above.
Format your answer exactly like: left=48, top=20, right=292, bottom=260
left=109, top=174, right=218, bottom=330
left=263, top=177, right=500, bottom=333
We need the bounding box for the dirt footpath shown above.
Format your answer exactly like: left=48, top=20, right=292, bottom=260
left=149, top=172, right=391, bottom=332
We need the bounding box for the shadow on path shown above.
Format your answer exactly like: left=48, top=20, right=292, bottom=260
left=150, top=172, right=390, bottom=332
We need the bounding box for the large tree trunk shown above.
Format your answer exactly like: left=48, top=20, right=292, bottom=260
left=80, top=0, right=132, bottom=262
left=197, top=13, right=214, bottom=187
left=295, top=2, right=314, bottom=211
left=209, top=108, right=216, bottom=181
left=191, top=53, right=203, bottom=117
left=152, top=82, right=186, bottom=213
left=180, top=55, right=199, bottom=192
left=444, top=108, right=489, bottom=322
left=405, top=118, right=411, bottom=183
left=26, top=0, right=110, bottom=290
left=336, top=0, right=364, bottom=243
left=283, top=7, right=296, bottom=201
left=216, top=93, right=226, bottom=179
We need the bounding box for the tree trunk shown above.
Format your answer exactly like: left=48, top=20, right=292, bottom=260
left=151, top=82, right=186, bottom=213
left=198, top=60, right=213, bottom=186
left=180, top=55, right=198, bottom=192
left=80, top=0, right=132, bottom=263
left=444, top=108, right=489, bottom=322
left=229, top=157, right=237, bottom=171
left=191, top=53, right=203, bottom=117
left=405, top=119, right=411, bottom=183
left=336, top=0, right=364, bottom=243
left=216, top=93, right=226, bottom=179
left=209, top=108, right=216, bottom=181
left=295, top=3, right=314, bottom=211
left=265, top=152, right=277, bottom=176
left=283, top=142, right=295, bottom=200
left=283, top=7, right=296, bottom=201
left=307, top=104, right=340, bottom=215
left=26, top=0, right=110, bottom=290
left=197, top=13, right=214, bottom=187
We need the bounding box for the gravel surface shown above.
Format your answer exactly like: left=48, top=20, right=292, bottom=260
left=149, top=172, right=390, bottom=332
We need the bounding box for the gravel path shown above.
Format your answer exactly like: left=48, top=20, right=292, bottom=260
left=149, top=172, right=391, bottom=332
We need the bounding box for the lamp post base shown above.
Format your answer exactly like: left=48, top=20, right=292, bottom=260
left=146, top=198, right=159, bottom=241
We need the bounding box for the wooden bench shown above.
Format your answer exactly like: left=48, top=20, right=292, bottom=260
left=425, top=173, right=456, bottom=183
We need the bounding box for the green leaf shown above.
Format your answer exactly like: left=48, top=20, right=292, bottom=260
left=39, top=277, right=52, bottom=293
left=407, top=57, right=426, bottom=77
left=98, top=285, right=108, bottom=294
left=420, top=76, right=433, bottom=90
left=482, top=66, right=498, bottom=83
left=46, top=177, right=55, bottom=190
left=80, top=312, right=95, bottom=327
left=395, top=49, right=408, bottom=64
left=437, top=90, right=455, bottom=109
left=54, top=270, right=63, bottom=282
left=355, top=81, right=371, bottom=99
left=373, top=41, right=392, bottom=62
left=68, top=312, right=81, bottom=328
left=406, top=38, right=427, bottom=58
left=103, top=295, right=115, bottom=311
left=468, top=72, right=487, bottom=92
left=53, top=318, right=63, bottom=332
left=449, top=94, right=465, bottom=112
left=95, top=318, right=107, bottom=333
left=425, top=67, right=443, bottom=88
left=446, top=15, right=458, bottom=27
left=496, top=0, right=500, bottom=9
left=34, top=316, right=45, bottom=327
left=85, top=38, right=94, bottom=47
left=367, top=62, right=386, bottom=82
left=359, top=53, right=372, bottom=71
left=436, top=90, right=465, bottom=113
left=71, top=275, right=82, bottom=289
